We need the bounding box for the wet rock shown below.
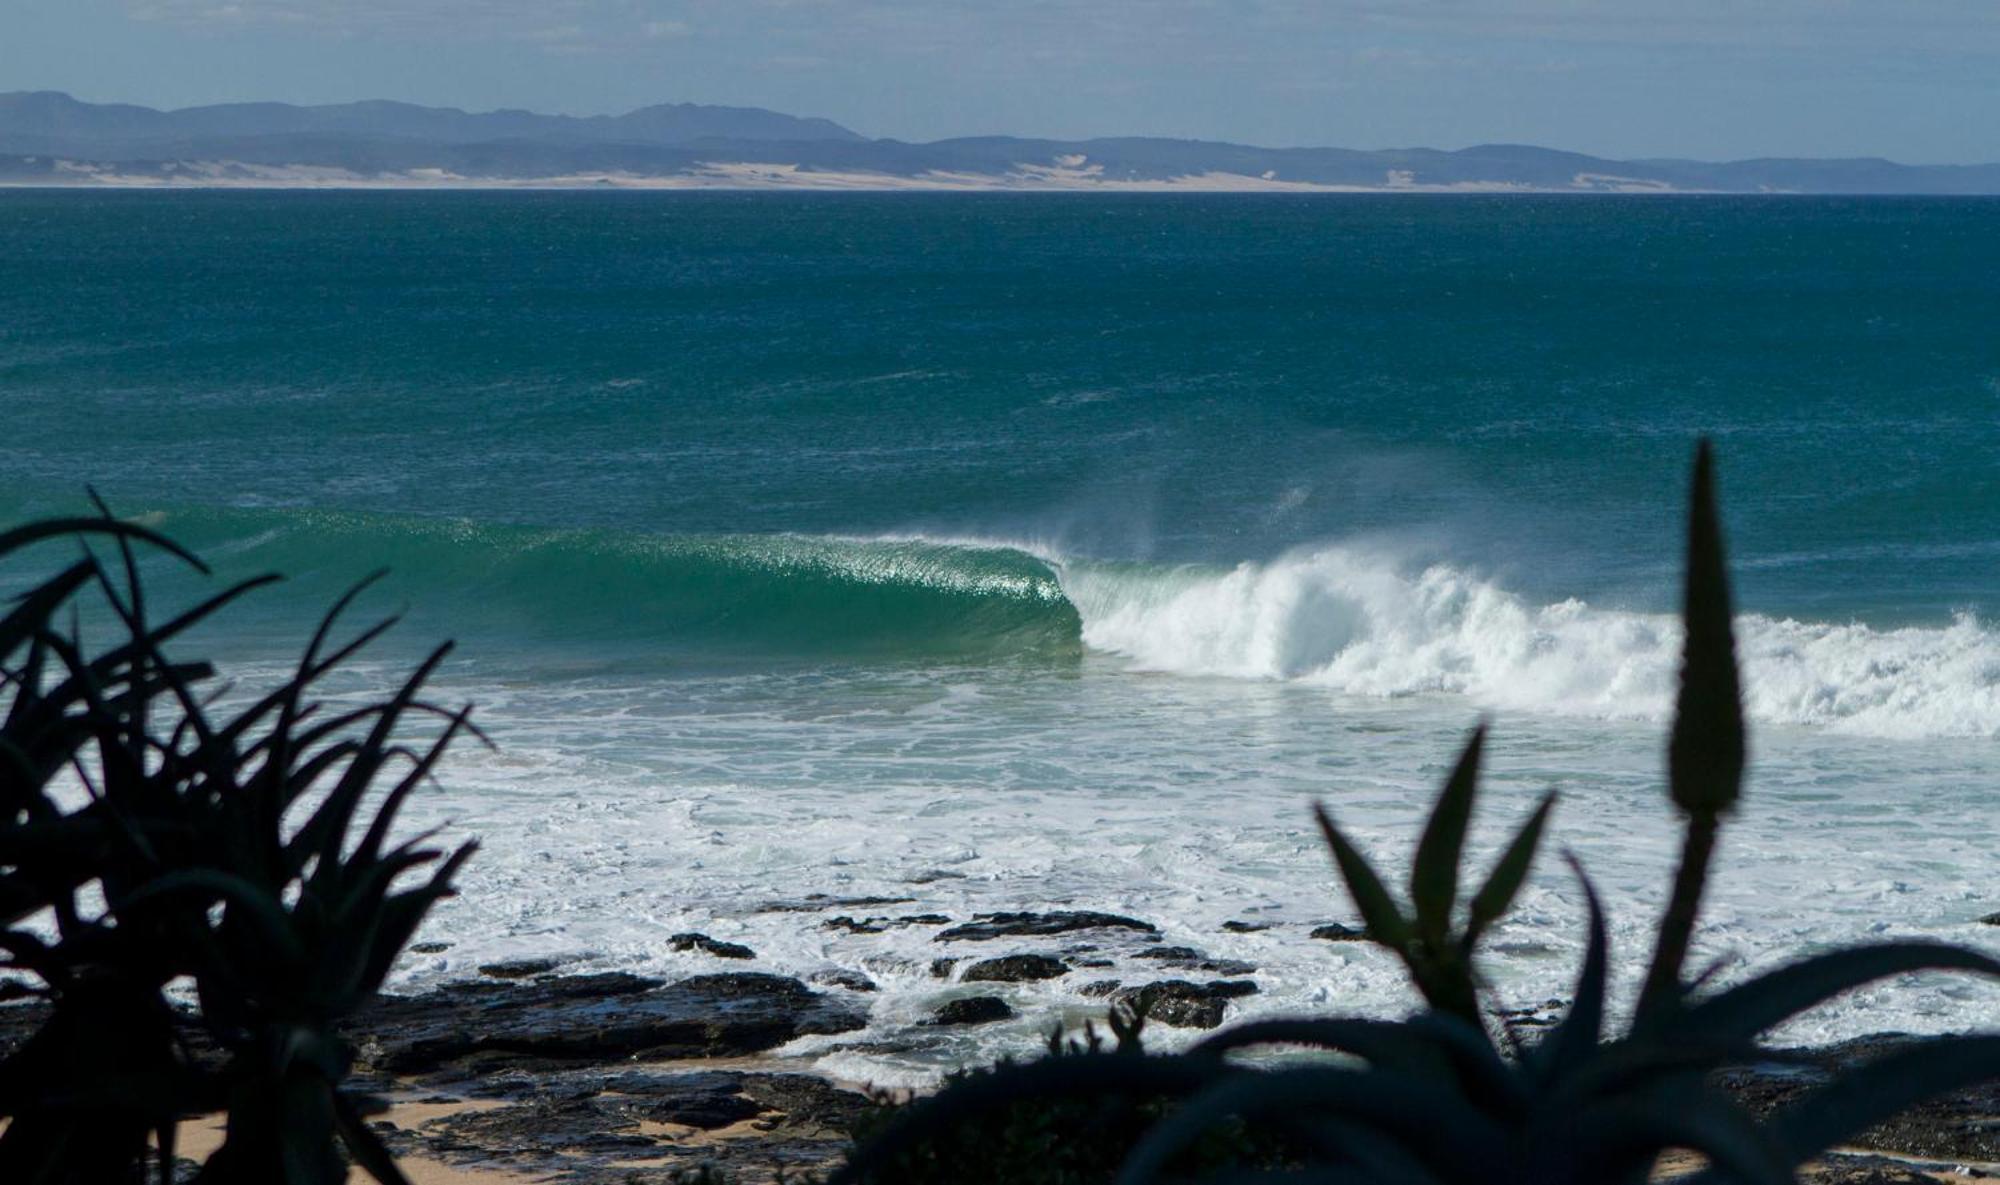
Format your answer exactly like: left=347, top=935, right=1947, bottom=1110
left=1135, top=946, right=1257, bottom=975
left=757, top=894, right=918, bottom=913
left=429, top=1096, right=658, bottom=1157
left=823, top=913, right=952, bottom=935
left=930, top=996, right=1015, bottom=1026
left=1715, top=1035, right=2000, bottom=1164
left=1222, top=920, right=1273, bottom=933
left=810, top=969, right=878, bottom=993
left=670, top=932, right=756, bottom=960
left=962, top=954, right=1069, bottom=983
left=740, top=1073, right=872, bottom=1135
left=1496, top=998, right=1567, bottom=1029
left=352, top=972, right=866, bottom=1074
left=1309, top=923, right=1371, bottom=942
left=1079, top=980, right=1122, bottom=998
left=929, top=957, right=959, bottom=979
left=477, top=957, right=565, bottom=979
left=402, top=1068, right=865, bottom=1180
left=1114, top=980, right=1259, bottom=1030
left=1979, top=911, right=2000, bottom=926
left=937, top=911, right=1160, bottom=942
left=823, top=916, right=886, bottom=934
left=408, top=941, right=452, bottom=954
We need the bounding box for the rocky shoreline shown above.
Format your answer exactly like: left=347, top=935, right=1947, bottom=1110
left=2, top=906, right=1996, bottom=1182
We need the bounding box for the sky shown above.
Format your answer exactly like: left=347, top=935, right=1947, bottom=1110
left=5, top=0, right=1999, bottom=163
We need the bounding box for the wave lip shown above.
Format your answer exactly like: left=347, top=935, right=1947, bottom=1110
left=1058, top=545, right=2000, bottom=740
left=152, top=509, right=1086, bottom=662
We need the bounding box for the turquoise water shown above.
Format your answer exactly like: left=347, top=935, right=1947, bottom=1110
left=3, top=191, right=1997, bottom=1079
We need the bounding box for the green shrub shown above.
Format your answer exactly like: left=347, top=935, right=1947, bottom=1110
left=836, top=441, right=2000, bottom=1185
left=0, top=502, right=476, bottom=1185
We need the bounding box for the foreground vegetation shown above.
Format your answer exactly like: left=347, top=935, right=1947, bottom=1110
left=834, top=443, right=2000, bottom=1185
left=0, top=499, right=476, bottom=1183
left=2, top=443, right=1995, bottom=1184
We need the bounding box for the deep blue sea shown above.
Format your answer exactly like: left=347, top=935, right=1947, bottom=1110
left=3, top=191, right=1997, bottom=1079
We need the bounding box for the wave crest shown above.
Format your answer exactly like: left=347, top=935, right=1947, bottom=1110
left=1059, top=546, right=2000, bottom=739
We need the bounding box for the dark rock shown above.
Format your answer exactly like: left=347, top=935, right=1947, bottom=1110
left=930, top=996, right=1015, bottom=1026
left=937, top=911, right=1160, bottom=942
left=810, top=969, right=878, bottom=993
left=1113, top=980, right=1259, bottom=1030
left=1079, top=980, right=1122, bottom=998
left=823, top=916, right=885, bottom=934
left=823, top=913, right=952, bottom=935
left=1979, top=911, right=2000, bottom=926
left=1496, top=998, right=1567, bottom=1029
left=670, top=932, right=756, bottom=960
left=477, top=957, right=564, bottom=979
left=1222, top=920, right=1273, bottom=933
left=1715, top=1035, right=2000, bottom=1164
left=739, top=1072, right=871, bottom=1135
left=961, top=954, right=1069, bottom=983
left=1134, top=945, right=1257, bottom=975
left=408, top=941, right=452, bottom=954
left=1309, top=923, right=1371, bottom=942
left=929, top=958, right=959, bottom=979
left=394, top=1068, right=864, bottom=1179
left=1075, top=959, right=1116, bottom=969
left=757, top=894, right=917, bottom=913
left=0, top=980, right=38, bottom=1003
left=427, top=1096, right=660, bottom=1158
left=352, top=972, right=865, bottom=1074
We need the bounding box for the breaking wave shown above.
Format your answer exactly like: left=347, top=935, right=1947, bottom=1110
left=119, top=508, right=2000, bottom=737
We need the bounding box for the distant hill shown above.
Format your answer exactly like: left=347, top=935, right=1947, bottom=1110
left=4, top=92, right=1998, bottom=194
left=0, top=91, right=863, bottom=154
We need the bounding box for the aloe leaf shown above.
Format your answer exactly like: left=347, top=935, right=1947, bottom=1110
left=1668, top=437, right=1745, bottom=817
left=1192, top=1013, right=1523, bottom=1113
left=1314, top=803, right=1413, bottom=951
left=1412, top=723, right=1485, bottom=945
left=1113, top=1067, right=1504, bottom=1185
left=1763, top=1035, right=2000, bottom=1168
left=1577, top=1092, right=1790, bottom=1185
left=0, top=517, right=207, bottom=572
left=1672, top=942, right=2000, bottom=1046
left=0, top=560, right=96, bottom=662
left=117, top=869, right=306, bottom=969
left=828, top=1055, right=1226, bottom=1185
left=1538, top=854, right=1608, bottom=1082
left=332, top=1089, right=415, bottom=1185
left=1466, top=790, right=1556, bottom=948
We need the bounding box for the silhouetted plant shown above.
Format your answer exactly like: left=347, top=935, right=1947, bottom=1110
left=836, top=440, right=2000, bottom=1185
left=0, top=502, right=477, bottom=1185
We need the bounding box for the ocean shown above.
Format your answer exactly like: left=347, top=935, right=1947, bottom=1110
left=3, top=190, right=1997, bottom=1083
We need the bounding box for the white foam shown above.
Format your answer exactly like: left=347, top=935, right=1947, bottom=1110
left=1060, top=546, right=2000, bottom=739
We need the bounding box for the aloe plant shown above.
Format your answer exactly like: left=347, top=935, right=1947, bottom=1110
left=837, top=439, right=2000, bottom=1185
left=0, top=505, right=476, bottom=1185
left=1313, top=722, right=1555, bottom=1028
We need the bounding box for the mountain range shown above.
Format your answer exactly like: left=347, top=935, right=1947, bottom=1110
left=5, top=91, right=1998, bottom=194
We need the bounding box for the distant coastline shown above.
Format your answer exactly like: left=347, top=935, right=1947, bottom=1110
left=0, top=164, right=1698, bottom=193
left=6, top=91, right=1999, bottom=194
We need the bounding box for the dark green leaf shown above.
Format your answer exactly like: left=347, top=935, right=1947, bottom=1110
left=1411, top=723, right=1485, bottom=945
left=1314, top=803, right=1412, bottom=952
left=1668, top=438, right=1745, bottom=817
left=1466, top=790, right=1556, bottom=948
